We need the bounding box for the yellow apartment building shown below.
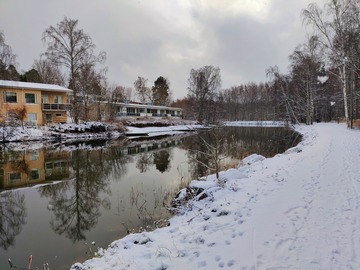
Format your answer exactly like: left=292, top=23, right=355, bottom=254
left=0, top=80, right=72, bottom=125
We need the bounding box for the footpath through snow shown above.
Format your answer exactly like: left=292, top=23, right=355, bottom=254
left=72, top=123, right=360, bottom=270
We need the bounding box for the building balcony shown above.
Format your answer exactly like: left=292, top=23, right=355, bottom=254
left=42, top=103, right=71, bottom=111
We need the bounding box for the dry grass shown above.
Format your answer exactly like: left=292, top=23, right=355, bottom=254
left=353, top=119, right=360, bottom=129
left=219, top=159, right=242, bottom=171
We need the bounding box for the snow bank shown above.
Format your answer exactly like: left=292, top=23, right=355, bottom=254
left=125, top=124, right=202, bottom=137
left=0, top=122, right=124, bottom=146
left=71, top=123, right=360, bottom=270
left=224, top=121, right=288, bottom=127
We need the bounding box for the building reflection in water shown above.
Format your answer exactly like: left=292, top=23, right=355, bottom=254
left=0, top=137, right=184, bottom=192
left=0, top=149, right=72, bottom=191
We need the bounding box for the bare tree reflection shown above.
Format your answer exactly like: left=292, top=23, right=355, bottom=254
left=183, top=127, right=302, bottom=179
left=0, top=192, right=27, bottom=250
left=39, top=147, right=127, bottom=242
left=136, top=153, right=152, bottom=173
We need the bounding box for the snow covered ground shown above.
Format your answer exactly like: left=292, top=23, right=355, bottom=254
left=125, top=124, right=203, bottom=137
left=71, top=122, right=360, bottom=270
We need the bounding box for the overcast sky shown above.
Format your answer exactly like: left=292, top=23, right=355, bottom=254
left=0, top=0, right=323, bottom=100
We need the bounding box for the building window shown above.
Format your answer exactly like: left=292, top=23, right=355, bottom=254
left=54, top=96, right=63, bottom=104
left=42, top=95, right=49, bottom=103
left=29, top=150, right=39, bottom=161
left=9, top=172, right=21, bottom=183
left=25, top=93, right=37, bottom=104
left=45, top=114, right=52, bottom=121
left=29, top=169, right=40, bottom=180
left=4, top=91, right=17, bottom=103
left=28, top=113, right=37, bottom=123
left=55, top=113, right=63, bottom=117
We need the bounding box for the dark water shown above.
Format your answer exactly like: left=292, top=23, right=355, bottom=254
left=0, top=127, right=301, bottom=270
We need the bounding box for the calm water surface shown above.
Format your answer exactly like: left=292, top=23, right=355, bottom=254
left=0, top=127, right=301, bottom=269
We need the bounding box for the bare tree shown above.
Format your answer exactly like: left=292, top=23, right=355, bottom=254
left=32, top=57, right=64, bottom=85
left=134, top=76, right=151, bottom=103
left=302, top=0, right=355, bottom=127
left=187, top=65, right=221, bottom=124
left=288, top=36, right=322, bottom=125
left=0, top=31, right=16, bottom=68
left=42, top=17, right=106, bottom=123
left=8, top=106, right=27, bottom=129
left=266, top=66, right=299, bottom=124
left=0, top=31, right=19, bottom=80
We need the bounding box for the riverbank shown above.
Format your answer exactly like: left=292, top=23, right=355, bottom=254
left=0, top=119, right=200, bottom=146
left=71, top=123, right=360, bottom=269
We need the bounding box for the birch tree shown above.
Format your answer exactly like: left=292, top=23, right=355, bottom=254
left=134, top=76, right=151, bottom=103
left=288, top=36, right=322, bottom=125
left=42, top=17, right=106, bottom=123
left=0, top=31, right=19, bottom=81
left=33, top=57, right=64, bottom=85
left=187, top=65, right=221, bottom=124
left=302, top=0, right=354, bottom=127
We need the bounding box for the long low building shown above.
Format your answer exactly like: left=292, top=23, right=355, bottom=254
left=116, top=101, right=183, bottom=118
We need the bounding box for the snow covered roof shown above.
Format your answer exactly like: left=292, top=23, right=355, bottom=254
left=118, top=102, right=183, bottom=111
left=0, top=80, right=73, bottom=93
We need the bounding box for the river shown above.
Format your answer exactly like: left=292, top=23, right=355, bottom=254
left=0, top=126, right=301, bottom=270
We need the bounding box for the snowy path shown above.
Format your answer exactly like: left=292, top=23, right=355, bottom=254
left=72, top=123, right=360, bottom=270
left=248, top=123, right=360, bottom=269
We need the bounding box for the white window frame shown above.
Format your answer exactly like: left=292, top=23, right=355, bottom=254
left=27, top=113, right=37, bottom=123
left=24, top=93, right=37, bottom=104
left=4, top=91, right=17, bottom=103
left=42, top=95, right=49, bottom=103
left=8, top=172, right=21, bottom=183
left=54, top=95, right=63, bottom=104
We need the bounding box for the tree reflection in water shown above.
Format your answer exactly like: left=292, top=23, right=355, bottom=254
left=0, top=192, right=27, bottom=250
left=135, top=149, right=172, bottom=174
left=0, top=127, right=302, bottom=270
left=136, top=153, right=152, bottom=173
left=153, top=150, right=171, bottom=173
left=38, top=147, right=128, bottom=242
left=183, top=126, right=302, bottom=179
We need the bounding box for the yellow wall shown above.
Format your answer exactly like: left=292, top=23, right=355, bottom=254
left=0, top=149, right=45, bottom=189
left=0, top=88, right=70, bottom=125
left=0, top=149, right=72, bottom=189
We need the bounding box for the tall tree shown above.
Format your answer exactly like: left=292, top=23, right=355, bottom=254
left=152, top=76, right=170, bottom=106
left=288, top=36, right=322, bottom=125
left=33, top=57, right=65, bottom=85
left=302, top=0, right=356, bottom=127
left=42, top=17, right=106, bottom=123
left=266, top=66, right=299, bottom=124
left=0, top=31, right=19, bottom=80
left=134, top=76, right=151, bottom=103
left=187, top=65, right=221, bottom=124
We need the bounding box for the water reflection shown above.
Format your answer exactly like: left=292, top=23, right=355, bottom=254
left=0, top=192, right=26, bottom=250
left=135, top=150, right=172, bottom=174
left=153, top=150, right=171, bottom=173
left=39, top=147, right=130, bottom=242
left=0, top=127, right=301, bottom=269
left=183, top=126, right=302, bottom=179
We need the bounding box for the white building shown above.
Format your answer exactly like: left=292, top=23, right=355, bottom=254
left=116, top=102, right=183, bottom=119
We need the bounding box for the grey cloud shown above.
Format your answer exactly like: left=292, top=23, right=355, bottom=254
left=0, top=0, right=323, bottom=99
